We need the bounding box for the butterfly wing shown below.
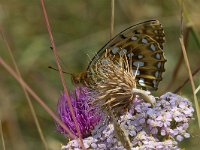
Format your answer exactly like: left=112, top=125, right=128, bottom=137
left=87, top=20, right=166, bottom=90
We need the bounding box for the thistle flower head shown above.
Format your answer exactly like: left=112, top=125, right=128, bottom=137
left=91, top=58, right=155, bottom=116
left=56, top=87, right=102, bottom=138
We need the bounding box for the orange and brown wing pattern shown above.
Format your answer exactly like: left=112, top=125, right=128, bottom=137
left=87, top=20, right=166, bottom=90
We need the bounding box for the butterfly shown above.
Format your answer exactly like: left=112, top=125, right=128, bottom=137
left=72, top=20, right=166, bottom=91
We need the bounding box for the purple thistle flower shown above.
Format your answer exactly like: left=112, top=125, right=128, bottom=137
left=56, top=87, right=102, bottom=138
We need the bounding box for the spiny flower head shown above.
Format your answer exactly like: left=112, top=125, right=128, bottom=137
left=56, top=87, right=102, bottom=138
left=91, top=58, right=155, bottom=117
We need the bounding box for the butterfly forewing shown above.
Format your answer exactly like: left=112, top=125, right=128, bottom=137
left=121, top=20, right=165, bottom=48
left=87, top=20, right=166, bottom=90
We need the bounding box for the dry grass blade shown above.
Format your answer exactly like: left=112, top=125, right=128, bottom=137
left=173, top=66, right=200, bottom=93
left=108, top=106, right=132, bottom=150
left=195, top=85, right=200, bottom=95
left=40, top=0, right=85, bottom=148
left=165, top=26, right=191, bottom=92
left=0, top=120, right=6, bottom=150
left=0, top=28, right=48, bottom=150
left=177, top=0, right=200, bottom=48
left=0, top=57, right=77, bottom=139
left=179, top=37, right=200, bottom=129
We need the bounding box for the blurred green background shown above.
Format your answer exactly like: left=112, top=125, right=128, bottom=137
left=0, top=0, right=200, bottom=150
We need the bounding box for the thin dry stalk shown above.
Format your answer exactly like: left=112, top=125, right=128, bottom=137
left=40, top=0, right=85, bottom=149
left=177, top=0, right=200, bottom=47
left=108, top=106, right=132, bottom=150
left=0, top=120, right=6, bottom=150
left=0, top=57, right=77, bottom=139
left=173, top=66, right=200, bottom=93
left=179, top=37, right=200, bottom=129
left=195, top=85, right=200, bottom=95
left=0, top=29, right=48, bottom=150
left=165, top=0, right=191, bottom=92
left=110, top=0, right=115, bottom=39
left=165, top=26, right=191, bottom=92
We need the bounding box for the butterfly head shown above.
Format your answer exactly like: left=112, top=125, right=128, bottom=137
left=71, top=72, right=88, bottom=85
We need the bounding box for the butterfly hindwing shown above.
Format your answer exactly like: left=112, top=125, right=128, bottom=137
left=87, top=20, right=166, bottom=90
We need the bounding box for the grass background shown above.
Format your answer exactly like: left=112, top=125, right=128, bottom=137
left=0, top=0, right=200, bottom=149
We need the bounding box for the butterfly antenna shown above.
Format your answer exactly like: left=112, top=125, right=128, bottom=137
left=50, top=46, right=68, bottom=69
left=48, top=66, right=73, bottom=76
